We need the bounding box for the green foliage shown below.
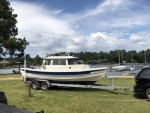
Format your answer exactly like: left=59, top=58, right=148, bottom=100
left=15, top=38, right=29, bottom=58
left=33, top=55, right=43, bottom=65
left=0, top=0, right=29, bottom=58
left=0, top=0, right=18, bottom=41
left=25, top=54, right=33, bottom=63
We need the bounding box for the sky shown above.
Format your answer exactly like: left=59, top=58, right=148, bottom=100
left=8, top=0, right=150, bottom=57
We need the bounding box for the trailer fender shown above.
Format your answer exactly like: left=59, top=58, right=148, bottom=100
left=39, top=80, right=51, bottom=91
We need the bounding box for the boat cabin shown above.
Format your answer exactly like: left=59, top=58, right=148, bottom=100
left=41, top=56, right=86, bottom=71
left=43, top=56, right=83, bottom=65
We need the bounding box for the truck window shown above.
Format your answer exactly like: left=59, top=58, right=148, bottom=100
left=138, top=68, right=150, bottom=78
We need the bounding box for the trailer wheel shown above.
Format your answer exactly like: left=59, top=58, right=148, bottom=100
left=41, top=81, right=49, bottom=91
left=31, top=81, right=39, bottom=90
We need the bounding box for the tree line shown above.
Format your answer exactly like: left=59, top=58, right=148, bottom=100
left=69, top=49, right=149, bottom=64
left=9, top=49, right=148, bottom=65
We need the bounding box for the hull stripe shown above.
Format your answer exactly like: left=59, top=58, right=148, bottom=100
left=25, top=70, right=94, bottom=75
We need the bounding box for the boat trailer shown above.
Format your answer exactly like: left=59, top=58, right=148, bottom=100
left=28, top=76, right=130, bottom=92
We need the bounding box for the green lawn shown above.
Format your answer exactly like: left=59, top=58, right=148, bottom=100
left=0, top=74, right=149, bottom=113
left=0, top=74, right=21, bottom=78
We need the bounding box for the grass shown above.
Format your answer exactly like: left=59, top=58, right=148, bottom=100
left=0, top=74, right=150, bottom=113
left=0, top=74, right=21, bottom=78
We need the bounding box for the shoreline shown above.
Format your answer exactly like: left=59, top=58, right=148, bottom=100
left=109, top=76, right=134, bottom=78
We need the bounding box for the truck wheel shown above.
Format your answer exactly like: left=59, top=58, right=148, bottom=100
left=31, top=81, right=39, bottom=90
left=41, top=81, right=49, bottom=91
left=146, top=88, right=150, bottom=99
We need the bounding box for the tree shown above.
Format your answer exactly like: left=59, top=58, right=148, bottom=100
left=15, top=38, right=29, bottom=59
left=0, top=0, right=28, bottom=57
left=25, top=54, right=33, bottom=63
left=33, top=55, right=43, bottom=65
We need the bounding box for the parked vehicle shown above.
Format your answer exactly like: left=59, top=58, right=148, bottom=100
left=134, top=67, right=150, bottom=99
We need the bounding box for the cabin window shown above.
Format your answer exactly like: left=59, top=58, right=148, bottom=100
left=68, top=59, right=82, bottom=65
left=59, top=60, right=66, bottom=65
left=45, top=60, right=51, bottom=65
left=68, top=59, right=75, bottom=65
left=52, top=60, right=66, bottom=65
left=53, top=60, right=59, bottom=65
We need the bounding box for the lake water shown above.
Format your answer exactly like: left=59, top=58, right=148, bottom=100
left=105, top=70, right=140, bottom=76
left=0, top=68, right=19, bottom=74
left=0, top=65, right=140, bottom=76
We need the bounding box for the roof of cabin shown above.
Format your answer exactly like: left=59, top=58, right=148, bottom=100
left=44, top=56, right=78, bottom=60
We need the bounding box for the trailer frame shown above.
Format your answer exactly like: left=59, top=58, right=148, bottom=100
left=28, top=76, right=130, bottom=92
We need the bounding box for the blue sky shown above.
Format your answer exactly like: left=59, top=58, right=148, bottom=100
left=8, top=0, right=150, bottom=57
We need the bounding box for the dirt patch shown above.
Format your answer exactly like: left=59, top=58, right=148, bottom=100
left=0, top=77, right=22, bottom=80
left=109, top=76, right=134, bottom=78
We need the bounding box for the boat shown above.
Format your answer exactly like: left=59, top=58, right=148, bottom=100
left=21, top=54, right=108, bottom=84
left=110, top=46, right=129, bottom=71
left=110, top=65, right=129, bottom=71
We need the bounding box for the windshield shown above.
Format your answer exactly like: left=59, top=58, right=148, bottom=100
left=68, top=59, right=83, bottom=65
left=53, top=59, right=66, bottom=65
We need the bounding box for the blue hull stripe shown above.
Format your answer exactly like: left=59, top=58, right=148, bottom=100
left=26, top=78, right=96, bottom=85
left=25, top=70, right=94, bottom=75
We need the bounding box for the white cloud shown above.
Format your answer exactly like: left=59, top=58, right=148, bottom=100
left=129, top=32, right=150, bottom=43
left=10, top=1, right=76, bottom=57
left=84, top=0, right=125, bottom=17
left=128, top=31, right=150, bottom=49
left=14, top=3, right=75, bottom=35
left=8, top=0, right=150, bottom=57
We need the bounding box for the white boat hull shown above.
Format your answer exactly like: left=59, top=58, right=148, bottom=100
left=110, top=65, right=129, bottom=71
left=21, top=68, right=107, bottom=84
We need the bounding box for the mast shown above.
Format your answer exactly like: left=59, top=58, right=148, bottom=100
left=118, top=45, right=120, bottom=65
left=132, top=52, right=133, bottom=65
left=144, top=50, right=147, bottom=66
left=122, top=46, right=123, bottom=64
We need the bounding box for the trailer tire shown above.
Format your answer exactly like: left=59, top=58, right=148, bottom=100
left=31, top=81, right=39, bottom=90
left=41, top=81, right=49, bottom=91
